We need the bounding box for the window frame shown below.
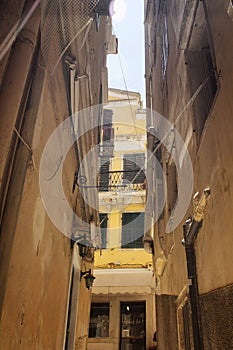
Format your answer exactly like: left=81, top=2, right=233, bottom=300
left=185, top=1, right=218, bottom=141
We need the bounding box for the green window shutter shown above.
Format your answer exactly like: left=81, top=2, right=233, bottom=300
left=99, top=158, right=110, bottom=191
left=121, top=212, right=144, bottom=249
left=123, top=153, right=145, bottom=184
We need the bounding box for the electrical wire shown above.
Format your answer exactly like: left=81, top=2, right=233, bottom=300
left=0, top=0, right=41, bottom=63
left=13, top=127, right=38, bottom=172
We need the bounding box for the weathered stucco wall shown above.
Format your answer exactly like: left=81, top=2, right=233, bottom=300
left=0, top=6, right=109, bottom=348
left=145, top=0, right=233, bottom=348
left=147, top=0, right=233, bottom=295
left=0, top=50, right=75, bottom=348
left=193, top=0, right=233, bottom=295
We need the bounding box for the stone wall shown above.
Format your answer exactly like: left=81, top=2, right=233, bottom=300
left=200, top=284, right=233, bottom=350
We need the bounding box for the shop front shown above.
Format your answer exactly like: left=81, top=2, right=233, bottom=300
left=87, top=268, right=156, bottom=350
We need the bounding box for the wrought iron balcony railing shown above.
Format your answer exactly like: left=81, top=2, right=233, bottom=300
left=98, top=170, right=146, bottom=192
left=73, top=170, right=146, bottom=193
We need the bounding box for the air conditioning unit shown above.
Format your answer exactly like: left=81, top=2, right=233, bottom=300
left=93, top=0, right=114, bottom=16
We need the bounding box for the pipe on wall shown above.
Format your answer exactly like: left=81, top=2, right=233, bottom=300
left=182, top=189, right=210, bottom=349
left=183, top=218, right=204, bottom=350
left=0, top=4, right=41, bottom=224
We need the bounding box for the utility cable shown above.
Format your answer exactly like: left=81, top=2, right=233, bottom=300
left=129, top=75, right=211, bottom=188
left=0, top=0, right=41, bottom=62
left=13, top=126, right=38, bottom=172
left=111, top=25, right=144, bottom=146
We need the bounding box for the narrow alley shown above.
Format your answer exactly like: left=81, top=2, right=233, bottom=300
left=0, top=1, right=233, bottom=350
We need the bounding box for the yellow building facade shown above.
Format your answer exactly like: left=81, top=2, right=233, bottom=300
left=88, top=89, right=156, bottom=350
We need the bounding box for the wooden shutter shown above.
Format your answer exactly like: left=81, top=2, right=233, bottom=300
left=99, top=158, right=110, bottom=191
left=121, top=213, right=144, bottom=248
left=123, top=153, right=145, bottom=184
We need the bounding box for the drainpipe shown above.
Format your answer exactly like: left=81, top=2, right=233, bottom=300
left=0, top=3, right=41, bottom=223
left=182, top=188, right=210, bottom=350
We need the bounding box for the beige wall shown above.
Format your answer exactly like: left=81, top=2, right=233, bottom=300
left=0, top=7, right=109, bottom=349
left=0, top=53, right=74, bottom=349
left=145, top=0, right=233, bottom=347
left=193, top=0, right=233, bottom=295
left=145, top=0, right=233, bottom=296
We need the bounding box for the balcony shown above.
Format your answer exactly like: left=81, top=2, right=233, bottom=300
left=98, top=170, right=146, bottom=192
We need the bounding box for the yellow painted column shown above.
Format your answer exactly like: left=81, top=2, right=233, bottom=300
left=108, top=210, right=121, bottom=248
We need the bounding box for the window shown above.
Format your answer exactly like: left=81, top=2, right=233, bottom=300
left=101, top=109, right=114, bottom=158
left=123, top=153, right=145, bottom=184
left=99, top=213, right=108, bottom=249
left=121, top=212, right=144, bottom=249
left=89, top=303, right=110, bottom=338
left=186, top=1, right=217, bottom=138
left=99, top=157, right=110, bottom=192
left=103, top=109, right=114, bottom=141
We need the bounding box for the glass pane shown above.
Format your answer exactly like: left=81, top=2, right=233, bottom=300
left=89, top=303, right=109, bottom=338
left=120, top=302, right=146, bottom=350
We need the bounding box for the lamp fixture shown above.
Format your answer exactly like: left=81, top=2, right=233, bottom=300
left=80, top=269, right=95, bottom=290
left=143, top=235, right=155, bottom=254
left=75, top=234, right=94, bottom=259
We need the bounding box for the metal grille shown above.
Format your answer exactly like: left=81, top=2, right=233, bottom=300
left=98, top=170, right=146, bottom=192
left=40, top=0, right=100, bottom=74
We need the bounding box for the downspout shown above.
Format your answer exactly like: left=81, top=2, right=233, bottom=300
left=182, top=188, right=211, bottom=350
left=0, top=2, right=41, bottom=224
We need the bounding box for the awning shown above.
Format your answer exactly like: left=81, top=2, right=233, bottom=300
left=92, top=268, right=155, bottom=295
